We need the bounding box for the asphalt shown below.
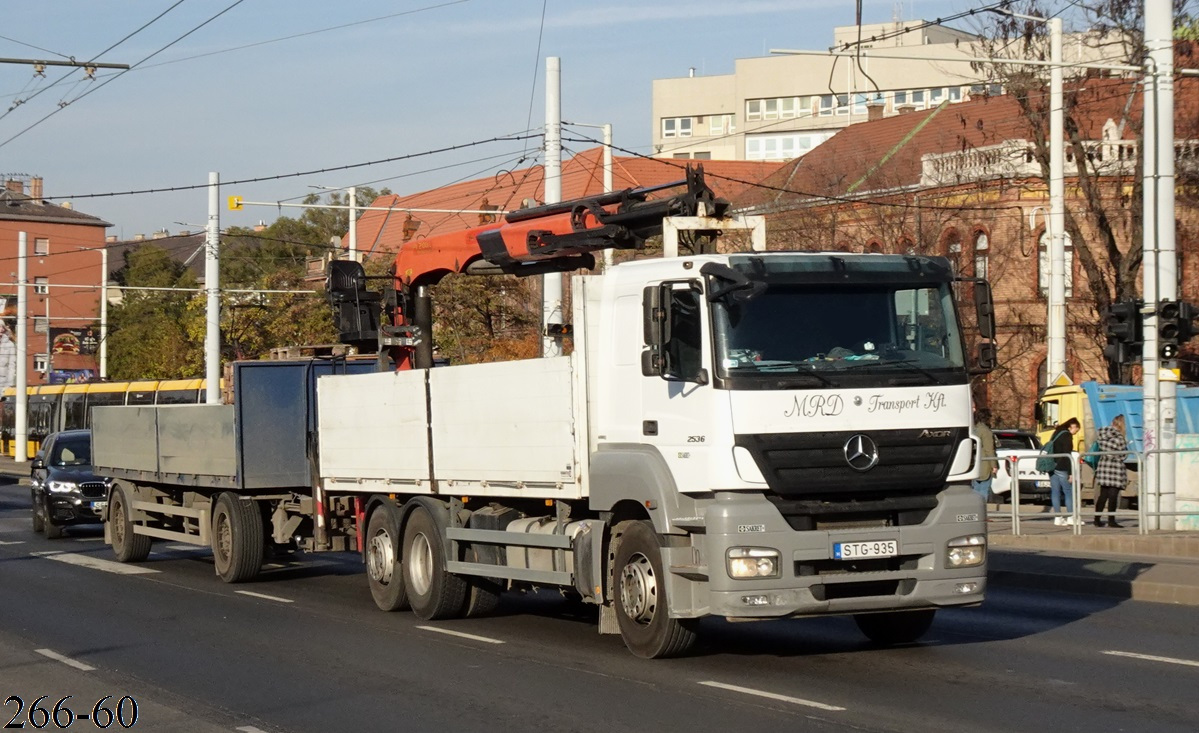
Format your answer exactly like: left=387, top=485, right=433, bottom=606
left=6, top=454, right=1199, bottom=607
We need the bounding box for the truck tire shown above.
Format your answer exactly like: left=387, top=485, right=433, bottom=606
left=212, top=493, right=264, bottom=583
left=402, top=505, right=467, bottom=620
left=110, top=484, right=151, bottom=562
left=854, top=609, right=936, bottom=645
left=460, top=544, right=502, bottom=619
left=611, top=520, right=697, bottom=659
left=366, top=503, right=410, bottom=612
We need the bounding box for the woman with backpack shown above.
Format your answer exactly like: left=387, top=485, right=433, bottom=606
left=1049, top=418, right=1082, bottom=525
left=1094, top=414, right=1129, bottom=528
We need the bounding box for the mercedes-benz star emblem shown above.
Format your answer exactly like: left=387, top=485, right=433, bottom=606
left=844, top=434, right=880, bottom=471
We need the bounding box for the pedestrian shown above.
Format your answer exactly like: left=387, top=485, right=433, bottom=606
left=1094, top=414, right=1129, bottom=528
left=972, top=408, right=997, bottom=501
left=0, top=322, right=15, bottom=390
left=1049, top=417, right=1082, bottom=525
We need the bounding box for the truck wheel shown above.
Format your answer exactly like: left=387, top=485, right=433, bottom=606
left=402, top=505, right=467, bottom=620
left=110, top=484, right=151, bottom=562
left=854, top=609, right=936, bottom=645
left=460, top=545, right=502, bottom=619
left=611, top=520, right=697, bottom=659
left=212, top=493, right=264, bottom=583
left=366, top=503, right=409, bottom=612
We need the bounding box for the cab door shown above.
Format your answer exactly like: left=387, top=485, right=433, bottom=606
left=640, top=281, right=718, bottom=492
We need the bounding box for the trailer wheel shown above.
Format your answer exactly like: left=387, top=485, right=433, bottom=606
left=366, top=503, right=409, bottom=611
left=853, top=609, right=936, bottom=645
left=110, top=484, right=151, bottom=562
left=402, top=505, right=467, bottom=620
left=611, top=520, right=696, bottom=659
left=460, top=544, right=502, bottom=619
left=212, top=493, right=264, bottom=583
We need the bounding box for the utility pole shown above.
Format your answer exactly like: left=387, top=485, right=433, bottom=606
left=542, top=56, right=563, bottom=358
left=205, top=172, right=221, bottom=404
left=15, top=232, right=27, bottom=462
left=566, top=120, right=615, bottom=269
left=348, top=186, right=358, bottom=262
left=1046, top=16, right=1067, bottom=387
left=1142, top=0, right=1176, bottom=530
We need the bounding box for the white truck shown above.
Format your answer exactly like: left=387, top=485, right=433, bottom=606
left=95, top=170, right=996, bottom=658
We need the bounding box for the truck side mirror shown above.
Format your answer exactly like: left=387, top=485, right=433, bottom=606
left=975, top=341, right=997, bottom=373
left=974, top=281, right=996, bottom=340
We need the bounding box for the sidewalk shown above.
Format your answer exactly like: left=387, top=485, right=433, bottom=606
left=3, top=453, right=1198, bottom=606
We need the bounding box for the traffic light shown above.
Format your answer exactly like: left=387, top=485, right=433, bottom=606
left=1159, top=300, right=1182, bottom=359
left=1105, top=300, right=1140, bottom=344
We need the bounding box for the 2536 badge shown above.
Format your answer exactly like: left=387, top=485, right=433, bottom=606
left=4, top=695, right=138, bottom=729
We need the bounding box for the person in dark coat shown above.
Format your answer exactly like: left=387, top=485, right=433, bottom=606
left=1050, top=417, right=1082, bottom=525
left=1094, top=414, right=1129, bottom=528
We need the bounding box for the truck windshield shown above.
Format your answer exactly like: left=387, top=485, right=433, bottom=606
left=711, top=282, right=966, bottom=388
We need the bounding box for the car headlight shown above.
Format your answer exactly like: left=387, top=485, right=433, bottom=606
left=727, top=547, right=781, bottom=579
left=947, top=534, right=986, bottom=568
left=47, top=480, right=78, bottom=494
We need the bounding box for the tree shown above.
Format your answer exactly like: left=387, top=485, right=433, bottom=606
left=972, top=0, right=1199, bottom=384
left=106, top=245, right=200, bottom=380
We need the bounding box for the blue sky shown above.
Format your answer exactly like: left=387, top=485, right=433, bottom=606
left=1, top=0, right=977, bottom=238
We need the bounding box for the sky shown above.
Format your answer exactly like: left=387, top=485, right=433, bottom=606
left=1, top=0, right=984, bottom=239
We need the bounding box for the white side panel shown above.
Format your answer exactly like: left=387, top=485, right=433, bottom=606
left=317, top=370, right=430, bottom=487
left=429, top=357, right=580, bottom=496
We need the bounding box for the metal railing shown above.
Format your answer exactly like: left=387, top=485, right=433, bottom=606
left=986, top=446, right=1199, bottom=535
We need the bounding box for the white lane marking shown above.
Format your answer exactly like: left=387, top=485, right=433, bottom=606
left=36, top=648, right=96, bottom=672
left=416, top=625, right=505, bottom=644
left=33, top=550, right=159, bottom=575
left=1103, top=650, right=1199, bottom=669
left=0, top=539, right=24, bottom=545
left=698, top=681, right=846, bottom=712
left=235, top=590, right=294, bottom=604
left=236, top=727, right=269, bottom=733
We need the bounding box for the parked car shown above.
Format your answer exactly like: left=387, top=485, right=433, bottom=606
left=29, top=429, right=110, bottom=539
left=989, top=429, right=1051, bottom=503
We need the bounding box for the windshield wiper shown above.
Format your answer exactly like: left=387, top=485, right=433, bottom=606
left=840, top=357, right=945, bottom=383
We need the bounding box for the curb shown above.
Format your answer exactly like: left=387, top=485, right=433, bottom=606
left=989, top=549, right=1199, bottom=606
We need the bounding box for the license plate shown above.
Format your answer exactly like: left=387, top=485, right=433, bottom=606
left=1035, top=480, right=1050, bottom=488
left=91, top=501, right=108, bottom=512
left=834, top=540, right=898, bottom=560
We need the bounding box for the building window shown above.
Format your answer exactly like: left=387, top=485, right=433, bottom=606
left=34, top=354, right=48, bottom=373
left=692, top=151, right=712, bottom=160
left=779, top=97, right=797, bottom=118
left=948, top=86, right=962, bottom=102
left=1038, top=230, right=1073, bottom=297
left=746, top=99, right=762, bottom=121
left=974, top=231, right=989, bottom=281
left=894, top=90, right=908, bottom=107
left=34, top=277, right=49, bottom=295
left=34, top=238, right=49, bottom=255
left=662, top=117, right=692, bottom=138
left=763, top=98, right=779, bottom=120
left=911, top=89, right=926, bottom=109
left=34, top=317, right=48, bottom=334
left=672, top=153, right=691, bottom=159
left=834, top=94, right=849, bottom=115
left=746, top=131, right=835, bottom=161
left=819, top=94, right=834, bottom=116
left=710, top=114, right=734, bottom=135
left=930, top=87, right=946, bottom=105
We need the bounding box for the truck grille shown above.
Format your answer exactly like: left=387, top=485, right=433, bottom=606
left=78, top=481, right=108, bottom=499
left=736, top=427, right=965, bottom=528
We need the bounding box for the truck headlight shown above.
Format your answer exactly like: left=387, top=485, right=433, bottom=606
left=947, top=534, right=986, bottom=568
left=47, top=480, right=78, bottom=494
left=727, top=547, right=781, bottom=579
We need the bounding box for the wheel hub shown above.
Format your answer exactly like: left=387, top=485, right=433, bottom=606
left=216, top=515, right=232, bottom=563
left=367, top=531, right=395, bottom=584
left=409, top=531, right=433, bottom=597
left=620, top=552, right=657, bottom=625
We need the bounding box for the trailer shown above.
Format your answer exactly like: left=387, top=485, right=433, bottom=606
left=96, top=169, right=997, bottom=658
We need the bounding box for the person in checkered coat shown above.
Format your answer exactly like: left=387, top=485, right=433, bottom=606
left=1094, top=414, right=1129, bottom=528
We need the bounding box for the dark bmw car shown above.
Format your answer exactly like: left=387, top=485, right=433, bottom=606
left=30, top=429, right=111, bottom=539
